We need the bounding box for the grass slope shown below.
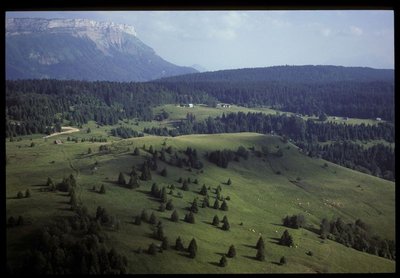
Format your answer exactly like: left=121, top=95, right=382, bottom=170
left=6, top=132, right=395, bottom=273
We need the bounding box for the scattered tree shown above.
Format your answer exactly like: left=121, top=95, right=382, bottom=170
left=220, top=199, right=228, bottom=211
left=25, top=189, right=31, bottom=198
left=99, top=184, right=106, bottom=194
left=149, top=212, right=157, bottom=225
left=166, top=199, right=174, bottom=210
left=148, top=243, right=157, bottom=255
left=256, top=236, right=265, bottom=250
left=279, top=230, right=294, bottom=247
left=17, top=191, right=24, bottom=199
left=188, top=238, right=198, bottom=258
left=171, top=210, right=179, bottom=222
left=227, top=178, right=232, bottom=185
left=280, top=256, right=287, bottom=265
left=227, top=245, right=236, bottom=258
left=184, top=212, right=195, bottom=224
left=213, top=199, right=220, bottom=209
left=219, top=255, right=228, bottom=267
left=212, top=215, right=220, bottom=226
left=175, top=236, right=185, bottom=251
left=117, top=172, right=126, bottom=185
left=256, top=246, right=265, bottom=261
left=161, top=237, right=169, bottom=250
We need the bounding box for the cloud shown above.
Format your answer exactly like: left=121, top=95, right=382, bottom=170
left=349, top=25, right=363, bottom=36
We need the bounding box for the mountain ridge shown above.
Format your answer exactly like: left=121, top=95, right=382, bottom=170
left=6, top=18, right=197, bottom=82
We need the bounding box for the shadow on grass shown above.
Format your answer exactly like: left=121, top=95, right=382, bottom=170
left=271, top=262, right=282, bottom=266
left=6, top=196, right=20, bottom=200
left=270, top=223, right=284, bottom=227
left=202, top=220, right=213, bottom=225
left=242, top=255, right=259, bottom=261
left=268, top=237, right=281, bottom=245
left=57, top=207, right=72, bottom=211
left=208, top=262, right=221, bottom=267
left=214, top=252, right=226, bottom=256
left=177, top=252, right=192, bottom=259
left=304, top=226, right=320, bottom=235
left=242, top=244, right=256, bottom=249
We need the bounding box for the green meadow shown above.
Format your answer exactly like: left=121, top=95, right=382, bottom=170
left=6, top=130, right=395, bottom=273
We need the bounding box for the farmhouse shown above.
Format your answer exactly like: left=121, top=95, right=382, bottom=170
left=217, top=103, right=231, bottom=108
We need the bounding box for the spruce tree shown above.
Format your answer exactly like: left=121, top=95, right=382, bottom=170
left=149, top=212, right=157, bottom=225
left=256, top=246, right=265, bottom=261
left=185, top=212, right=195, bottom=224
left=212, top=215, right=220, bottom=226
left=46, top=177, right=54, bottom=187
left=133, top=147, right=140, bottom=156
left=219, top=255, right=228, bottom=267
left=227, top=245, right=236, bottom=258
left=227, top=178, right=232, bottom=185
left=222, top=219, right=230, bottom=231
left=182, top=180, right=189, bottom=191
left=148, top=243, right=157, bottom=255
left=202, top=196, right=210, bottom=208
left=134, top=215, right=142, bottom=225
left=188, top=238, right=198, bottom=258
left=118, top=172, right=126, bottom=185
left=279, top=230, right=294, bottom=247
left=171, top=210, right=179, bottom=222
left=141, top=209, right=149, bottom=223
left=213, top=198, right=220, bottom=209
left=160, top=187, right=168, bottom=203
left=17, top=191, right=24, bottom=199
left=256, top=236, right=265, bottom=250
left=25, top=189, right=31, bottom=198
left=159, top=203, right=166, bottom=212
left=280, top=256, right=287, bottom=265
left=160, top=167, right=167, bottom=177
left=99, top=184, right=106, bottom=194
left=166, top=199, right=174, bottom=210
left=161, top=236, right=169, bottom=250
left=190, top=198, right=199, bottom=213
left=155, top=226, right=164, bottom=240
left=175, top=236, right=184, bottom=251
left=128, top=175, right=140, bottom=189
left=220, top=199, right=228, bottom=211
left=200, top=184, right=208, bottom=195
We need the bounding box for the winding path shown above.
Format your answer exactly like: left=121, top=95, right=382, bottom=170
left=43, top=126, right=80, bottom=139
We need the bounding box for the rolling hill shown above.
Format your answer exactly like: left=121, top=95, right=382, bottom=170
left=6, top=131, right=395, bottom=273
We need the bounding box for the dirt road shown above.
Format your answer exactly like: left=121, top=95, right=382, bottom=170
left=43, top=126, right=80, bottom=139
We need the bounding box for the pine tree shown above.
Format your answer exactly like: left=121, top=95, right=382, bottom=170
left=128, top=175, right=140, bottom=189
left=25, top=189, right=31, bottom=198
left=227, top=178, right=232, bottom=185
left=134, top=215, right=142, bottom=225
left=133, top=147, right=140, bottom=156
left=190, top=198, right=199, bottom=213
left=222, top=219, right=230, bottom=231
left=17, top=191, right=24, bottom=199
left=220, top=199, right=228, bottom=211
left=161, top=237, right=169, bottom=250
left=155, top=226, right=164, bottom=240
left=279, top=230, right=294, bottom=247
left=219, top=255, right=228, bottom=267
left=188, top=238, right=198, bottom=258
left=160, top=167, right=167, bottom=177
left=141, top=209, right=149, bottom=223
left=256, top=246, right=265, bottom=261
left=16, top=215, right=24, bottom=226
left=256, top=236, right=265, bottom=250
left=160, top=187, right=167, bottom=203
left=149, top=145, right=154, bottom=154
left=175, top=236, right=184, bottom=251
left=227, top=245, right=236, bottom=258
left=88, top=148, right=92, bottom=154
left=202, top=196, right=210, bottom=208
left=182, top=180, right=189, bottom=191
left=213, top=199, right=220, bottom=209
left=148, top=243, right=157, bottom=255
left=171, top=210, right=179, bottom=222
left=200, top=184, right=208, bottom=195
left=118, top=172, right=126, bottom=185
left=46, top=177, right=54, bottom=187
left=212, top=215, right=220, bottom=226
left=159, top=203, right=166, bottom=212
left=99, top=184, right=106, bottom=194
left=166, top=199, right=174, bottom=210
left=280, top=256, right=287, bottom=265
left=185, top=212, right=195, bottom=224
left=149, top=212, right=157, bottom=225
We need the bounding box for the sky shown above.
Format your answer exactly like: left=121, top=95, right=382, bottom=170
left=6, top=11, right=394, bottom=71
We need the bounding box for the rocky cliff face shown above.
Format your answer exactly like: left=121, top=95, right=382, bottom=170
left=6, top=18, right=196, bottom=81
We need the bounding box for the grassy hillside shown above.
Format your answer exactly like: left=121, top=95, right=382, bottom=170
left=6, top=132, right=395, bottom=273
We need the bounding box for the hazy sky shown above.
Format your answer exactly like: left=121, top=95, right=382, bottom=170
left=7, top=11, right=394, bottom=71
